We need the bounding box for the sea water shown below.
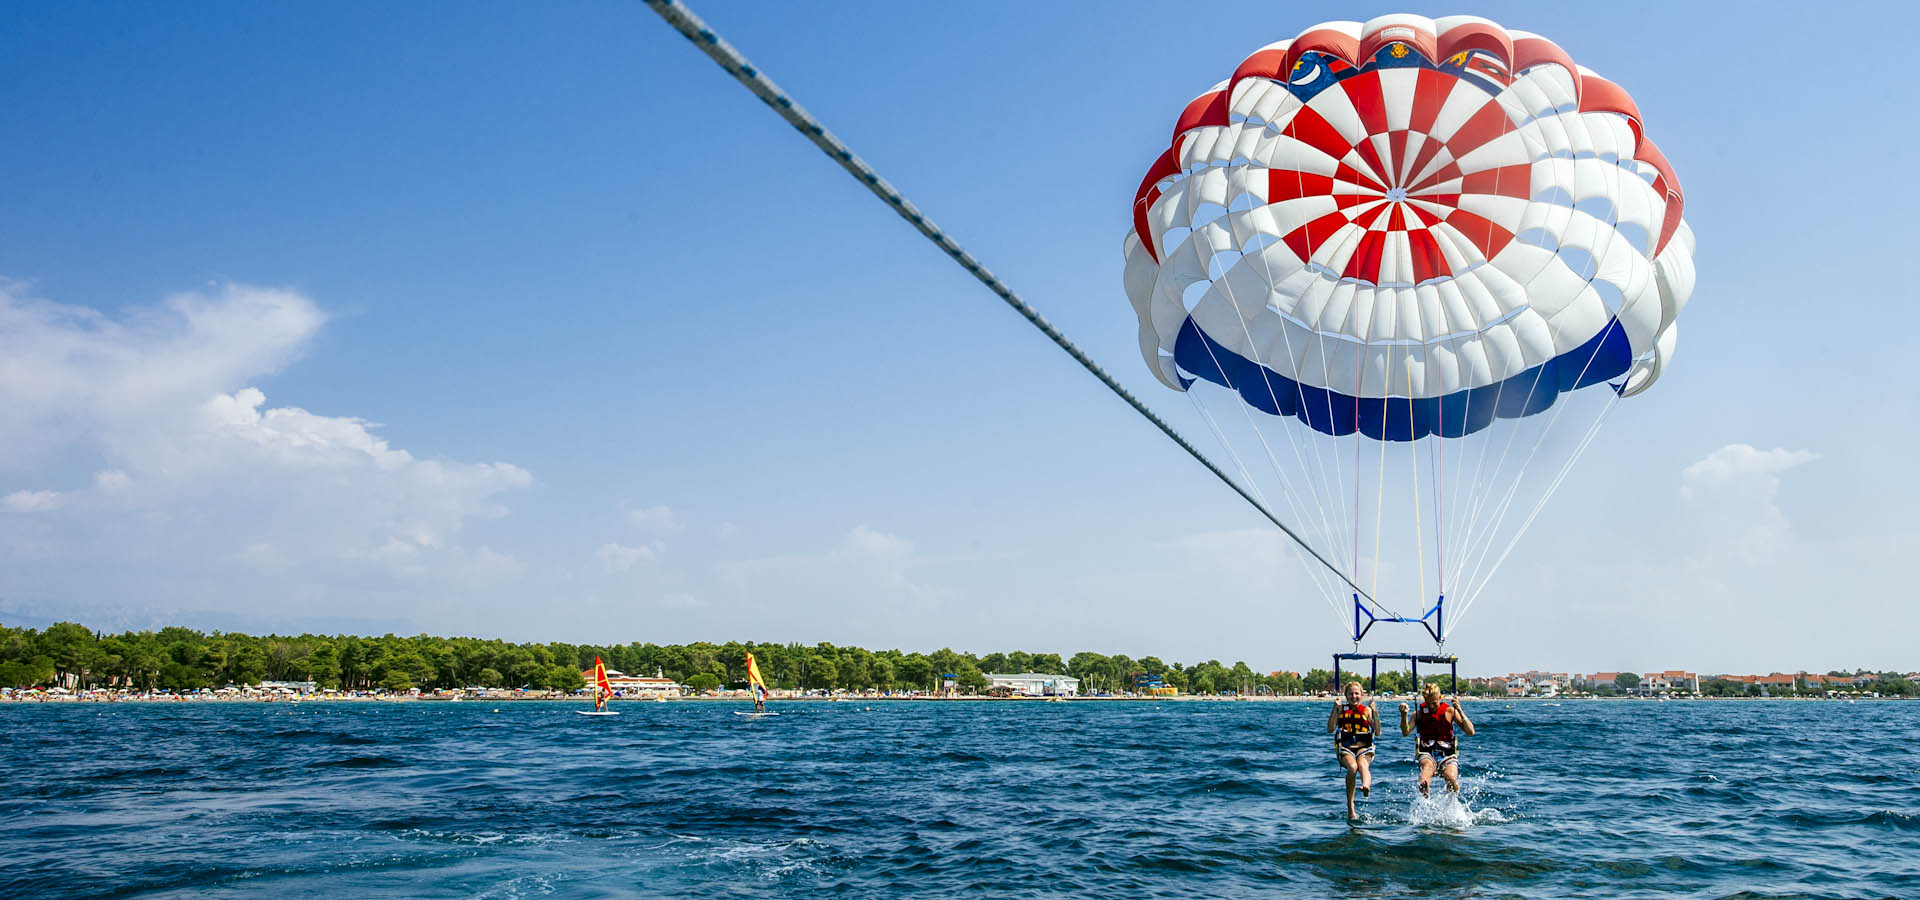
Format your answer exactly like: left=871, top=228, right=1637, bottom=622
left=2, top=699, right=1915, bottom=898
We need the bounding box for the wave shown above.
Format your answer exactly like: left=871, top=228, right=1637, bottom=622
left=1777, top=809, right=1920, bottom=831
left=306, top=755, right=407, bottom=769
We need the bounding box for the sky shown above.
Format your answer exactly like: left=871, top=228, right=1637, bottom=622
left=0, top=1, right=1914, bottom=675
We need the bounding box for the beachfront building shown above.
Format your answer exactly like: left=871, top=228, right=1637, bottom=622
left=580, top=668, right=684, bottom=698
left=985, top=673, right=1080, bottom=697
left=259, top=680, right=318, bottom=694
left=1495, top=671, right=1569, bottom=696
left=1640, top=671, right=1699, bottom=695
left=1575, top=672, right=1617, bottom=689
left=1717, top=673, right=1799, bottom=695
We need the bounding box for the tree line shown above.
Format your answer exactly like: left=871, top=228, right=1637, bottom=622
left=1, top=622, right=1365, bottom=695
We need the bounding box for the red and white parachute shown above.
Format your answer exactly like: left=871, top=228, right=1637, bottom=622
left=1122, top=15, right=1696, bottom=637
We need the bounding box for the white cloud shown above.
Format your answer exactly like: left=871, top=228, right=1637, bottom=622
left=1680, top=444, right=1817, bottom=502
left=660, top=592, right=703, bottom=609
left=0, top=280, right=324, bottom=470
left=596, top=541, right=663, bottom=574
left=712, top=525, right=951, bottom=635
left=3, top=490, right=63, bottom=512
left=1679, top=443, right=1818, bottom=557
left=464, top=547, right=524, bottom=579
left=0, top=280, right=533, bottom=602
left=838, top=524, right=912, bottom=561
left=627, top=504, right=683, bottom=535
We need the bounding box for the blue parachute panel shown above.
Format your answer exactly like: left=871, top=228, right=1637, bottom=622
left=1171, top=317, right=1632, bottom=441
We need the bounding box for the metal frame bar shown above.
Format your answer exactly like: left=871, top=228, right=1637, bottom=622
left=1351, top=592, right=1444, bottom=644
left=1332, top=652, right=1458, bottom=694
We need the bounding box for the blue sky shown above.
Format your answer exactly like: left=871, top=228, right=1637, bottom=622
left=0, top=1, right=1913, bottom=674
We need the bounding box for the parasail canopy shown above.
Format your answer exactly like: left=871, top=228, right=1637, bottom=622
left=1123, top=14, right=1697, bottom=637
left=1125, top=14, right=1694, bottom=443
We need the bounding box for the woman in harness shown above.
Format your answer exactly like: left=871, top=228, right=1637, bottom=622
left=1398, top=682, right=1476, bottom=797
left=1325, top=680, right=1378, bottom=819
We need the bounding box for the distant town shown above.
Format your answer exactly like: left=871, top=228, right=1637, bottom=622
left=1428, top=669, right=1920, bottom=699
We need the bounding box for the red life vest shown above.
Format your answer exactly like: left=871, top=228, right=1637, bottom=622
left=1336, top=701, right=1373, bottom=737
left=1416, top=701, right=1454, bottom=742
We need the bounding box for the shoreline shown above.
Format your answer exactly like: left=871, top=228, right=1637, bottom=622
left=1, top=691, right=1905, bottom=705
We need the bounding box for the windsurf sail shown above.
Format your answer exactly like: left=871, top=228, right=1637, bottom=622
left=745, top=652, right=769, bottom=713
left=593, top=656, right=613, bottom=712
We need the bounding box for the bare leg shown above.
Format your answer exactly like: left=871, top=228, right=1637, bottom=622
left=1338, top=750, right=1359, bottom=818
left=1418, top=756, right=1436, bottom=798
left=1442, top=759, right=1461, bottom=794
left=1356, top=752, right=1373, bottom=796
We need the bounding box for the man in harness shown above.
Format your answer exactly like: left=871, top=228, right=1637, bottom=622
left=1399, top=682, right=1476, bottom=798
left=1325, top=680, right=1378, bottom=819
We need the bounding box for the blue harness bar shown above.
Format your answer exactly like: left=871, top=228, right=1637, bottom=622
left=1333, top=652, right=1459, bottom=695
left=1351, top=593, right=1445, bottom=644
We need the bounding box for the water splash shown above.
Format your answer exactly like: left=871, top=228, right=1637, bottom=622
left=1407, top=775, right=1511, bottom=829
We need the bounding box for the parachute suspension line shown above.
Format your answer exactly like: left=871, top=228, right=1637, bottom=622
left=1185, top=390, right=1351, bottom=632
left=1432, top=352, right=1446, bottom=598
left=1198, top=226, right=1355, bottom=590
left=1352, top=386, right=1363, bottom=587
left=1451, top=393, right=1618, bottom=633
left=1440, top=155, right=1522, bottom=587
left=1184, top=304, right=1356, bottom=620
left=1452, top=320, right=1622, bottom=609
left=1366, top=311, right=1396, bottom=612
left=641, top=0, right=1378, bottom=605
left=1408, top=348, right=1427, bottom=617
left=1443, top=118, right=1646, bottom=624
left=1444, top=364, right=1550, bottom=592
left=1224, top=198, right=1358, bottom=585
left=1286, top=122, right=1361, bottom=581
left=1441, top=123, right=1642, bottom=626
left=1445, top=110, right=1649, bottom=619
left=1276, top=109, right=1361, bottom=585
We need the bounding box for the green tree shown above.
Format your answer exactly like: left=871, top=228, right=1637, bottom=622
left=546, top=665, right=585, bottom=692
left=1229, top=662, right=1256, bottom=694
left=1614, top=672, right=1641, bottom=691
left=897, top=654, right=933, bottom=692
left=0, top=656, right=56, bottom=687
left=307, top=644, right=341, bottom=689
left=685, top=672, right=721, bottom=692
left=1067, top=652, right=1108, bottom=693
left=39, top=622, right=94, bottom=687
left=806, top=655, right=838, bottom=690
left=380, top=670, right=414, bottom=692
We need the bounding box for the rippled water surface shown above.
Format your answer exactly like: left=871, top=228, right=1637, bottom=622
left=3, top=699, right=1916, bottom=899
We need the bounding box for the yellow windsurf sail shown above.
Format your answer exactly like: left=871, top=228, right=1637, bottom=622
left=746, top=652, right=768, bottom=705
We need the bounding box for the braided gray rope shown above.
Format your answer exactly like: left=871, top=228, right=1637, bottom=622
left=644, top=0, right=1379, bottom=608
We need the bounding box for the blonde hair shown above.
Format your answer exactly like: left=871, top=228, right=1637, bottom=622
left=1344, top=680, right=1365, bottom=693
left=1422, top=681, right=1443, bottom=700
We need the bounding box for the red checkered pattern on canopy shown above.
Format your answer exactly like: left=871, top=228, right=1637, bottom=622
left=1266, top=66, right=1529, bottom=285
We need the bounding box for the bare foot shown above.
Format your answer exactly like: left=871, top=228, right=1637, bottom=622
left=1360, top=784, right=1370, bottom=798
